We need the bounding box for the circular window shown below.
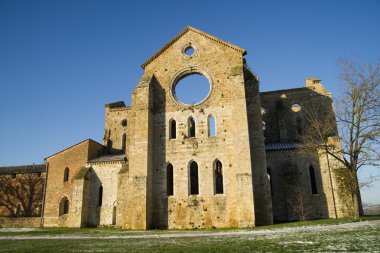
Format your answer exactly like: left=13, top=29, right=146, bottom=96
left=173, top=73, right=210, bottom=105
left=121, top=119, right=127, bottom=127
left=184, top=46, right=195, bottom=56
left=291, top=104, right=302, bottom=112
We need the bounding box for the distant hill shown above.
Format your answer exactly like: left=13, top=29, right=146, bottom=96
left=363, top=203, right=380, bottom=215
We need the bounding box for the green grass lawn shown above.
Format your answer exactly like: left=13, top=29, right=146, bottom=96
left=1, top=217, right=379, bottom=252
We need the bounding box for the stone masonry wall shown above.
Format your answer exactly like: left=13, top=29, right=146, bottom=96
left=86, top=162, right=123, bottom=226
left=104, top=107, right=130, bottom=155
left=266, top=150, right=330, bottom=222
left=43, top=139, right=104, bottom=227
left=0, top=217, right=41, bottom=228
left=260, top=80, right=336, bottom=144
left=142, top=28, right=259, bottom=228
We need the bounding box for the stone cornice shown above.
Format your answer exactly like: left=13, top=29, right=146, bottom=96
left=86, top=160, right=125, bottom=165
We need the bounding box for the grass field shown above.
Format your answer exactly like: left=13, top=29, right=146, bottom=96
left=1, top=217, right=379, bottom=252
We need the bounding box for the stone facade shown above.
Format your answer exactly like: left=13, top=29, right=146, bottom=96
left=0, top=26, right=354, bottom=229
left=0, top=164, right=45, bottom=218
left=0, top=217, right=42, bottom=228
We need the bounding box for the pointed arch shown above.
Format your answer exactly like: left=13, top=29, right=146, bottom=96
left=121, top=133, right=126, bottom=151
left=267, top=167, right=273, bottom=197
left=188, top=116, right=196, bottom=138
left=98, top=186, right=103, bottom=206
left=63, top=167, right=70, bottom=182
left=59, top=196, right=69, bottom=216
left=167, top=163, right=174, bottom=196
left=296, top=117, right=303, bottom=136
left=309, top=165, right=318, bottom=194
left=169, top=119, right=176, bottom=140
left=189, top=161, right=199, bottom=195
left=214, top=159, right=223, bottom=194
left=208, top=115, right=216, bottom=137
left=112, top=206, right=117, bottom=225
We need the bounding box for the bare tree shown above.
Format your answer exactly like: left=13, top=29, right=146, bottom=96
left=0, top=173, right=44, bottom=217
left=300, top=58, right=380, bottom=218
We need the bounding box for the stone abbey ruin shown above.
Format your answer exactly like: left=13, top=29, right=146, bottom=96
left=0, top=26, right=353, bottom=229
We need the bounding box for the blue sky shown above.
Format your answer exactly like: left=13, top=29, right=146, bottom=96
left=0, top=0, right=379, bottom=203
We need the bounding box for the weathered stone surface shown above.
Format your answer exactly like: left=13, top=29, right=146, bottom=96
left=0, top=217, right=41, bottom=228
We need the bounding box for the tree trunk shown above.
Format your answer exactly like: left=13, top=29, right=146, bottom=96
left=355, top=173, right=364, bottom=216
left=352, top=172, right=363, bottom=218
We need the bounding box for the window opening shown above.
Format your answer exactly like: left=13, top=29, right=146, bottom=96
left=214, top=160, right=223, bottom=194
left=112, top=206, right=117, bottom=225
left=309, top=166, right=318, bottom=194
left=167, top=163, right=174, bottom=196
left=296, top=117, right=303, bottom=136
left=184, top=46, right=194, bottom=56
left=189, top=161, right=199, bottom=195
left=98, top=186, right=103, bottom=206
left=174, top=73, right=210, bottom=105
left=169, top=119, right=176, bottom=139
left=267, top=167, right=273, bottom=197
left=291, top=103, right=302, bottom=112
left=59, top=197, right=69, bottom=216
left=64, top=167, right=70, bottom=182
left=208, top=115, right=216, bottom=137
left=188, top=117, right=196, bottom=138
left=122, top=133, right=126, bottom=151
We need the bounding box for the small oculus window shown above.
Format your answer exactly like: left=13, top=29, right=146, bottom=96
left=291, top=104, right=302, bottom=112
left=184, top=46, right=195, bottom=56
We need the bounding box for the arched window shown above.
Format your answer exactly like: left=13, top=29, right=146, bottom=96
left=267, top=167, right=273, bottom=197
left=296, top=117, right=303, bottom=136
left=121, top=133, right=126, bottom=151
left=188, top=117, right=196, bottom=138
left=59, top=197, right=69, bottom=216
left=104, top=129, right=113, bottom=151
left=63, top=199, right=69, bottom=214
left=309, top=166, right=318, bottom=194
left=112, top=206, right=117, bottom=225
left=167, top=163, right=174, bottom=196
left=189, top=161, right=199, bottom=195
left=214, top=160, right=223, bottom=194
left=208, top=115, right=216, bottom=137
left=64, top=167, right=70, bottom=182
left=169, top=119, right=176, bottom=140
left=98, top=186, right=103, bottom=206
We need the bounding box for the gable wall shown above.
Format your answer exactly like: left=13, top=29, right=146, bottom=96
left=136, top=30, right=260, bottom=228
left=43, top=140, right=104, bottom=227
